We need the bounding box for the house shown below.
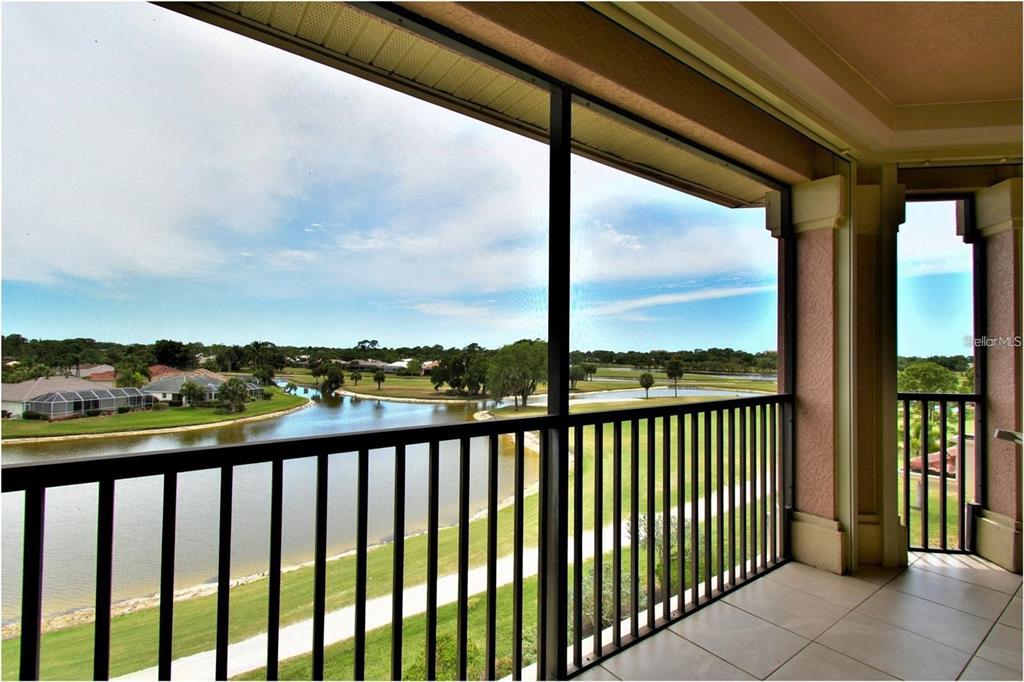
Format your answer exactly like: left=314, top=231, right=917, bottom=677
left=2, top=375, right=105, bottom=417
left=142, top=372, right=261, bottom=404
left=73, top=363, right=115, bottom=378
left=22, top=387, right=154, bottom=421
left=910, top=435, right=975, bottom=477
left=383, top=359, right=413, bottom=374
left=420, top=360, right=440, bottom=375
left=348, top=359, right=389, bottom=372
left=86, top=364, right=182, bottom=384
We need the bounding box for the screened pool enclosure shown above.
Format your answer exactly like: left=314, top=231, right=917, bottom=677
left=23, top=388, right=154, bottom=420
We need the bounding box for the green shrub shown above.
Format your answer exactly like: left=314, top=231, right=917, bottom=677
left=152, top=402, right=169, bottom=411
left=85, top=409, right=101, bottom=417
left=117, top=406, right=131, bottom=414
left=261, top=390, right=272, bottom=400
left=22, top=410, right=43, bottom=420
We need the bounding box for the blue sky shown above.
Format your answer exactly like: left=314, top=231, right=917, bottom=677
left=1, top=4, right=972, bottom=355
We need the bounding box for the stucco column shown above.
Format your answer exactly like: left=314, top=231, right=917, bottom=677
left=852, top=165, right=906, bottom=568
left=788, top=173, right=852, bottom=573
left=974, top=178, right=1023, bottom=573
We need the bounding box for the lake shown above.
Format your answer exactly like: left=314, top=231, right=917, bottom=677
left=1, top=384, right=743, bottom=623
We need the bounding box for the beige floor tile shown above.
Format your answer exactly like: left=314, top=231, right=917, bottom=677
left=765, top=562, right=879, bottom=609
left=767, top=643, right=895, bottom=680
left=855, top=587, right=994, bottom=653
left=914, top=553, right=1024, bottom=595
left=723, top=576, right=849, bottom=639
left=573, top=664, right=621, bottom=681
left=851, top=565, right=905, bottom=586
left=976, top=624, right=1023, bottom=672
left=959, top=656, right=1022, bottom=680
left=998, top=596, right=1022, bottom=631
left=669, top=602, right=808, bottom=678
left=597, top=629, right=753, bottom=681
left=817, top=611, right=971, bottom=680
left=889, top=567, right=1011, bottom=620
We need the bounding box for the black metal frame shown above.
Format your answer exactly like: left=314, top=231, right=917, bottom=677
left=5, top=3, right=800, bottom=680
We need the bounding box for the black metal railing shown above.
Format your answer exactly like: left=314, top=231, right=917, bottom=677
left=897, top=392, right=982, bottom=552
left=3, top=394, right=791, bottom=681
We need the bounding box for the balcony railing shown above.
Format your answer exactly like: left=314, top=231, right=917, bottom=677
left=3, top=393, right=791, bottom=681
left=897, top=392, right=982, bottom=552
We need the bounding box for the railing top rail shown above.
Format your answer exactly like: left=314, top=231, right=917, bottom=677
left=565, top=392, right=791, bottom=426
left=897, top=392, right=981, bottom=402
left=1, top=414, right=557, bottom=492
left=1, top=393, right=791, bottom=492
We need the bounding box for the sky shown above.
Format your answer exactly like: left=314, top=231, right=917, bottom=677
left=0, top=3, right=972, bottom=355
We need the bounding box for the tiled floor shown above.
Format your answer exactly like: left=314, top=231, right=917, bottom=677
left=578, top=553, right=1022, bottom=681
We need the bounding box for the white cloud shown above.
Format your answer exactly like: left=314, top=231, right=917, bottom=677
left=581, top=284, right=777, bottom=319
left=2, top=2, right=773, bottom=306
left=897, top=201, right=971, bottom=277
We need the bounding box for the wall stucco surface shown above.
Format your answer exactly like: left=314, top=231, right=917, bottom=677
left=795, top=228, right=837, bottom=519
left=984, top=228, right=1022, bottom=521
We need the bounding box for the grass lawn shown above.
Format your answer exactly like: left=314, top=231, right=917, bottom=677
left=1, top=388, right=307, bottom=439
left=898, top=472, right=965, bottom=549
left=2, top=411, right=780, bottom=679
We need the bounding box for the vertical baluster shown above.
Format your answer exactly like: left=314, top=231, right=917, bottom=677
left=759, top=404, right=767, bottom=571
left=267, top=460, right=283, bottom=680
left=215, top=466, right=234, bottom=681
left=312, top=455, right=328, bottom=681
left=456, top=438, right=471, bottom=681
left=903, top=400, right=911, bottom=546
left=630, top=418, right=640, bottom=639
left=690, top=412, right=699, bottom=606
left=646, top=417, right=656, bottom=631
left=613, top=420, right=622, bottom=648
left=426, top=442, right=440, bottom=680
left=573, top=425, right=584, bottom=669
left=921, top=401, right=930, bottom=549
left=662, top=415, right=671, bottom=620
left=19, top=487, right=44, bottom=682
left=677, top=414, right=686, bottom=613
left=94, top=480, right=115, bottom=681
left=354, top=450, right=370, bottom=680
left=715, top=409, right=724, bottom=592
left=158, top=473, right=177, bottom=681
left=749, top=406, right=757, bottom=574
left=770, top=403, right=778, bottom=563
left=939, top=402, right=949, bottom=551
left=739, top=407, right=747, bottom=582
left=593, top=423, right=604, bottom=658
left=485, top=437, right=498, bottom=681
left=728, top=409, right=736, bottom=587
left=957, top=401, right=967, bottom=550
left=703, top=410, right=712, bottom=599
left=392, top=445, right=407, bottom=681
left=513, top=433, right=524, bottom=680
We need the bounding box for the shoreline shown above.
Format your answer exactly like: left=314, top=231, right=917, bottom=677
left=2, top=429, right=542, bottom=640
left=335, top=387, right=486, bottom=405
left=1, top=399, right=313, bottom=444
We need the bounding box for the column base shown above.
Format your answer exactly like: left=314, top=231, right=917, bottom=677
left=791, top=510, right=847, bottom=574
left=976, top=509, right=1023, bottom=574
left=857, top=513, right=907, bottom=567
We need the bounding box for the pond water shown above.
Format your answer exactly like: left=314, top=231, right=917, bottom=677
left=1, top=384, right=745, bottom=623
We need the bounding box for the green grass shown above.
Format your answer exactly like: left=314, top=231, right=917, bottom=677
left=898, top=472, right=965, bottom=549
left=1, top=388, right=307, bottom=439
left=2, top=413, right=781, bottom=679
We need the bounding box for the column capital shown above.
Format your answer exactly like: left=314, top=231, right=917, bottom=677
left=976, top=177, right=1022, bottom=238
left=792, top=175, right=847, bottom=233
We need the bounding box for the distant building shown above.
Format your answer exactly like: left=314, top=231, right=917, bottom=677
left=383, top=359, right=413, bottom=374
left=2, top=376, right=105, bottom=417
left=143, top=372, right=260, bottom=404
left=348, top=359, right=390, bottom=372
left=22, top=388, right=154, bottom=421
left=74, top=363, right=115, bottom=378
left=420, top=360, right=440, bottom=375
left=86, top=364, right=183, bottom=384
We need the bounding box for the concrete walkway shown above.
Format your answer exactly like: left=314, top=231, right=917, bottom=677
left=119, top=479, right=771, bottom=680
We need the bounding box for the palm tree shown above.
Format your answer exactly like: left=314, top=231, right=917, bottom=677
left=179, top=381, right=205, bottom=407
left=350, top=370, right=362, bottom=386
left=284, top=382, right=298, bottom=395
left=217, top=378, right=249, bottom=413
left=373, top=369, right=386, bottom=390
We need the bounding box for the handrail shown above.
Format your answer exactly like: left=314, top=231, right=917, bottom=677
left=1, top=413, right=557, bottom=491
